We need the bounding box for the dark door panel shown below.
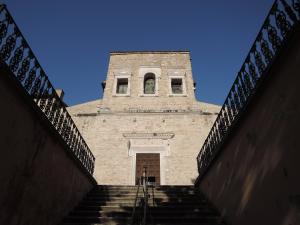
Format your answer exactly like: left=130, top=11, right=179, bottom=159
left=136, top=153, right=160, bottom=185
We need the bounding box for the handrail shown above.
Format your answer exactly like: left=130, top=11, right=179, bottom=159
left=197, top=0, right=300, bottom=180
left=142, top=167, right=148, bottom=225
left=130, top=167, right=150, bottom=225
left=130, top=178, right=141, bottom=225
left=0, top=5, right=95, bottom=175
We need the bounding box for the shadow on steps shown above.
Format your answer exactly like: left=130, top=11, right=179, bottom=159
left=60, top=185, right=227, bottom=225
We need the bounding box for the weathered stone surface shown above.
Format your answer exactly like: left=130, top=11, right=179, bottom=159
left=68, top=51, right=220, bottom=185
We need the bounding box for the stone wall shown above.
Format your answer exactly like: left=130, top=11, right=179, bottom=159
left=0, top=66, right=97, bottom=225
left=68, top=105, right=219, bottom=185
left=196, top=28, right=300, bottom=225
left=101, top=52, right=198, bottom=112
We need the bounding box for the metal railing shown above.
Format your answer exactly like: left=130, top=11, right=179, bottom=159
left=197, top=0, right=300, bottom=179
left=0, top=5, right=95, bottom=175
left=130, top=177, right=142, bottom=225
left=130, top=168, right=154, bottom=225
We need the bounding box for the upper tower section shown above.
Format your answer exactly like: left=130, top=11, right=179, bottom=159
left=101, top=51, right=198, bottom=112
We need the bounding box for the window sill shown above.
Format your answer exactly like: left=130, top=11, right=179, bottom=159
left=168, top=94, right=187, bottom=97
left=113, top=94, right=131, bottom=97
left=139, top=94, right=159, bottom=97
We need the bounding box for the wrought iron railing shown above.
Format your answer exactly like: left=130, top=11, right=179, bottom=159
left=131, top=168, right=154, bottom=225
left=197, top=0, right=300, bottom=179
left=0, top=5, right=95, bottom=175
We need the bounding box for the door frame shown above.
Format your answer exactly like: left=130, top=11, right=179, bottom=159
left=129, top=145, right=169, bottom=185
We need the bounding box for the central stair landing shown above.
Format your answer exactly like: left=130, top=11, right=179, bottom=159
left=61, top=185, right=226, bottom=225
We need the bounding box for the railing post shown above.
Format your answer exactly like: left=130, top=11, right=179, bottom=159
left=142, top=167, right=148, bottom=225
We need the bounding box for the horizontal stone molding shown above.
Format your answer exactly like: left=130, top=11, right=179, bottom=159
left=123, top=132, right=175, bottom=139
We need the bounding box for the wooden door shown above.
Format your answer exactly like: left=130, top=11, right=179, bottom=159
left=136, top=153, right=160, bottom=185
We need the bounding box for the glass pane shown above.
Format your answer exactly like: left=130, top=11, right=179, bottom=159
left=144, top=77, right=155, bottom=94
left=171, top=79, right=183, bottom=94
left=117, top=79, right=128, bottom=94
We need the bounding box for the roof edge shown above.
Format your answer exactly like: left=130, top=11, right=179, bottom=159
left=110, top=50, right=190, bottom=55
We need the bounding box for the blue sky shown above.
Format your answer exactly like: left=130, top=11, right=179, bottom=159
left=2, top=0, right=274, bottom=106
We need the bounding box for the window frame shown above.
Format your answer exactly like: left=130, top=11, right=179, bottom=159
left=116, top=78, right=129, bottom=94
left=168, top=75, right=187, bottom=97
left=138, top=67, right=161, bottom=97
left=112, top=73, right=131, bottom=97
left=143, top=73, right=156, bottom=95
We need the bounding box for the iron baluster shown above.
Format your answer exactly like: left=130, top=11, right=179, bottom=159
left=44, top=87, right=54, bottom=116
left=16, top=54, right=32, bottom=82
left=258, top=32, right=274, bottom=64
left=266, top=18, right=282, bottom=53
left=233, top=86, right=241, bottom=111
left=219, top=114, right=226, bottom=137
left=73, top=132, right=80, bottom=156
left=48, top=97, right=58, bottom=123
left=39, top=81, right=51, bottom=111
left=253, top=46, right=266, bottom=76
left=239, top=71, right=250, bottom=99
left=225, top=99, right=234, bottom=124
left=24, top=62, right=38, bottom=91
left=213, top=125, right=219, bottom=145
left=0, top=13, right=8, bottom=45
left=57, top=109, right=66, bottom=135
left=68, top=125, right=76, bottom=151
left=229, top=92, right=238, bottom=117
left=9, top=43, right=24, bottom=72
left=274, top=4, right=292, bottom=38
left=64, top=116, right=72, bottom=144
left=223, top=106, right=230, bottom=128
left=0, top=31, right=17, bottom=61
left=237, top=76, right=246, bottom=106
left=31, top=70, right=44, bottom=99
left=247, top=59, right=259, bottom=86
left=292, top=0, right=300, bottom=17
left=52, top=102, right=62, bottom=128
left=243, top=69, right=253, bottom=94
left=79, top=142, right=84, bottom=162
left=280, top=0, right=298, bottom=23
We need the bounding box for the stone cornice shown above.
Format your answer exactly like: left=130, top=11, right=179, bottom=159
left=123, top=132, right=175, bottom=140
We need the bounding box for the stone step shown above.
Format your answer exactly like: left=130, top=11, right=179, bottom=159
left=70, top=209, right=219, bottom=217
left=97, top=185, right=194, bottom=189
left=89, top=189, right=202, bottom=194
left=78, top=201, right=208, bottom=207
left=63, top=216, right=223, bottom=224
left=86, top=194, right=202, bottom=200
left=62, top=223, right=224, bottom=225
left=62, top=186, right=225, bottom=225
left=85, top=195, right=202, bottom=200
left=74, top=205, right=215, bottom=212
left=82, top=197, right=208, bottom=203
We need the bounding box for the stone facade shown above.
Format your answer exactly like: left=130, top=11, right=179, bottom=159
left=68, top=51, right=220, bottom=185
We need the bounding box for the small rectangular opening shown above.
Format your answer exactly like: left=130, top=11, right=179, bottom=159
left=116, top=78, right=128, bottom=94
left=171, top=78, right=183, bottom=94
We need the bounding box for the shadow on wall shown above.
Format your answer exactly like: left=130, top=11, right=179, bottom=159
left=201, top=140, right=300, bottom=225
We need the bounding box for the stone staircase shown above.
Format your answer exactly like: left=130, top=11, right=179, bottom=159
left=61, top=185, right=226, bottom=225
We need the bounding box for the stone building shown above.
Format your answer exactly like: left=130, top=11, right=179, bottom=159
left=68, top=51, right=220, bottom=185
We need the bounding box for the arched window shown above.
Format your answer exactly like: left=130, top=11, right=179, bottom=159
left=144, top=73, right=155, bottom=94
